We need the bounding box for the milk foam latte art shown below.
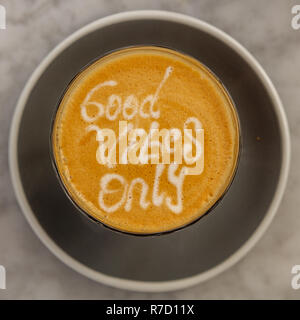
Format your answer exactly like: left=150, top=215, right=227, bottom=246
left=52, top=47, right=240, bottom=234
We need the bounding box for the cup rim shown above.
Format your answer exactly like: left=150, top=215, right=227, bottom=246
left=9, top=10, right=291, bottom=292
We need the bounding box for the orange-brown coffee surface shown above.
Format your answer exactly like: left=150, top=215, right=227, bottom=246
left=52, top=47, right=239, bottom=234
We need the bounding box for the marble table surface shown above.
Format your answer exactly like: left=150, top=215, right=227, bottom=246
left=0, top=0, right=299, bottom=299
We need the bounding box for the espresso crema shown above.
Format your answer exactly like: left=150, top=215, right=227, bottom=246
left=52, top=46, right=239, bottom=234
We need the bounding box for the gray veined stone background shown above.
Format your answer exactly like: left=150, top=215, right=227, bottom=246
left=0, top=0, right=299, bottom=299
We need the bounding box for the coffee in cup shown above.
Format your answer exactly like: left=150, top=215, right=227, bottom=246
left=51, top=46, right=240, bottom=234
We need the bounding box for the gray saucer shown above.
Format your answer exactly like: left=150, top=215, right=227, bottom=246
left=9, top=11, right=290, bottom=292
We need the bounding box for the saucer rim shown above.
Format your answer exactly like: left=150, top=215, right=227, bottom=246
left=8, top=10, right=291, bottom=293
